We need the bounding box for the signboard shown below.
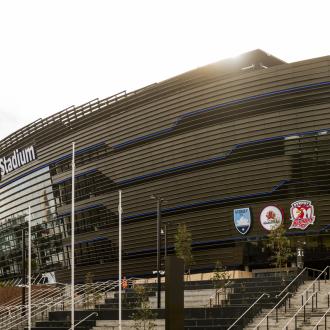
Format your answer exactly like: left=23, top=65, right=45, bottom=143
left=260, top=205, right=283, bottom=231
left=233, top=208, right=251, bottom=235
left=0, top=145, right=36, bottom=181
left=289, top=200, right=315, bottom=230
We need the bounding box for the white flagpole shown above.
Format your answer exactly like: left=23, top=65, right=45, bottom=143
left=71, top=142, right=75, bottom=329
left=118, top=190, right=122, bottom=330
left=28, top=205, right=32, bottom=330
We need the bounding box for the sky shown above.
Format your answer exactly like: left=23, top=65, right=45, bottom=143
left=0, top=0, right=329, bottom=142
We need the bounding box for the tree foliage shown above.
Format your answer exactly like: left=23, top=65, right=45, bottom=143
left=174, top=223, right=194, bottom=275
left=211, top=260, right=230, bottom=289
left=266, top=224, right=293, bottom=268
left=131, top=285, right=156, bottom=330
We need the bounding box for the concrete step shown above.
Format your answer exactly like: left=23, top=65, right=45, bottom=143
left=93, top=319, right=165, bottom=330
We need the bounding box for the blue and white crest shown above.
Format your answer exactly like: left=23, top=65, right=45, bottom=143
left=233, top=208, right=251, bottom=235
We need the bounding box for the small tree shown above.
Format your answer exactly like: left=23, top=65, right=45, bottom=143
left=131, top=285, right=156, bottom=330
left=211, top=260, right=231, bottom=305
left=84, top=272, right=101, bottom=308
left=211, top=260, right=230, bottom=289
left=174, top=223, right=194, bottom=279
left=266, top=224, right=293, bottom=269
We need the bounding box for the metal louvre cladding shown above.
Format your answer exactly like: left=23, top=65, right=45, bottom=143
left=0, top=49, right=329, bottom=282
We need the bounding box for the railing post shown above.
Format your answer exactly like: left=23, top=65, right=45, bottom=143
left=304, top=304, right=306, bottom=322
left=289, top=296, right=291, bottom=308
left=276, top=307, right=278, bottom=322
left=312, top=294, right=314, bottom=312
left=325, top=315, right=327, bottom=329
left=266, top=315, right=269, bottom=330
left=285, top=300, right=287, bottom=313
left=295, top=315, right=297, bottom=330
left=316, top=292, right=318, bottom=309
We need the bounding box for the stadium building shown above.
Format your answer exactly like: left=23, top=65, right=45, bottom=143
left=0, top=49, right=329, bottom=283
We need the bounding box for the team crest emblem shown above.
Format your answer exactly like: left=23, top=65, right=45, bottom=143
left=233, top=208, right=251, bottom=235
left=289, top=200, right=315, bottom=230
left=260, top=206, right=283, bottom=231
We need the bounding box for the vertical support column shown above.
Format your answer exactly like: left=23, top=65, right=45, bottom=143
left=165, top=256, right=184, bottom=330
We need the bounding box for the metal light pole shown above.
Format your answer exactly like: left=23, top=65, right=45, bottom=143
left=151, top=195, right=164, bottom=309
left=164, top=223, right=167, bottom=258
left=71, top=142, right=75, bottom=329
left=21, top=228, right=26, bottom=316
left=118, top=190, right=122, bottom=330
left=28, top=206, right=32, bottom=330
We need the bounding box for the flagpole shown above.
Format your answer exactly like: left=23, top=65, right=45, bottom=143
left=118, top=190, right=122, bottom=330
left=28, top=205, right=32, bottom=330
left=71, top=142, right=75, bottom=329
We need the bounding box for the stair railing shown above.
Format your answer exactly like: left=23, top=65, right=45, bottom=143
left=68, top=311, right=98, bottom=330
left=282, top=291, right=318, bottom=330
left=3, top=278, right=140, bottom=330
left=313, top=306, right=330, bottom=330
left=312, top=290, right=330, bottom=330
left=300, top=266, right=329, bottom=305
left=228, top=292, right=270, bottom=330
left=254, top=291, right=292, bottom=330
left=208, top=281, right=232, bottom=307
left=275, top=267, right=323, bottom=298
left=2, top=279, right=119, bottom=330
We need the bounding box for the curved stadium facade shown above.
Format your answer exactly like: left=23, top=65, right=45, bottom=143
left=0, top=50, right=329, bottom=283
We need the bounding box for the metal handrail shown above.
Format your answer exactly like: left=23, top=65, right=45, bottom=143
left=228, top=293, right=270, bottom=330
left=312, top=306, right=330, bottom=330
left=209, top=281, right=232, bottom=307
left=254, top=292, right=292, bottom=329
left=282, top=291, right=318, bottom=329
left=2, top=278, right=139, bottom=330
left=3, top=280, right=115, bottom=330
left=276, top=267, right=322, bottom=298
left=1, top=281, right=109, bottom=329
left=0, top=283, right=62, bottom=310
left=300, top=266, right=329, bottom=303
left=69, top=311, right=98, bottom=330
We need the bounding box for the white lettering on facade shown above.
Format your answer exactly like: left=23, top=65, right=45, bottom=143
left=0, top=146, right=37, bottom=181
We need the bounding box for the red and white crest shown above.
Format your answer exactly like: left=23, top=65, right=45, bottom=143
left=289, top=200, right=315, bottom=230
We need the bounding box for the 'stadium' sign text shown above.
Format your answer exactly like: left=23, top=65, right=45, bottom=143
left=0, top=146, right=36, bottom=181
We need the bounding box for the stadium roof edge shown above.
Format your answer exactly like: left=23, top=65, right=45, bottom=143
left=1, top=50, right=327, bottom=153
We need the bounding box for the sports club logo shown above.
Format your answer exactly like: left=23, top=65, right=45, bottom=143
left=233, top=208, right=251, bottom=235
left=289, top=200, right=315, bottom=230
left=260, top=205, right=283, bottom=231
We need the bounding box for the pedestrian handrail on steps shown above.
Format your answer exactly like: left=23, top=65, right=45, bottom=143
left=2, top=277, right=141, bottom=330
left=312, top=290, right=330, bottom=330
left=254, top=291, right=292, bottom=330
left=228, top=292, right=270, bottom=330
left=276, top=267, right=323, bottom=298
left=0, top=285, right=65, bottom=324
left=0, top=278, right=136, bottom=330
left=300, top=266, right=329, bottom=305
left=312, top=306, right=330, bottom=330
left=282, top=291, right=318, bottom=330
left=208, top=280, right=232, bottom=307
left=68, top=311, right=98, bottom=330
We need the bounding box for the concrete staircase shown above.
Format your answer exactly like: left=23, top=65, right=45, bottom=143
left=92, top=319, right=165, bottom=330
left=149, top=289, right=217, bottom=308
left=245, top=280, right=330, bottom=329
